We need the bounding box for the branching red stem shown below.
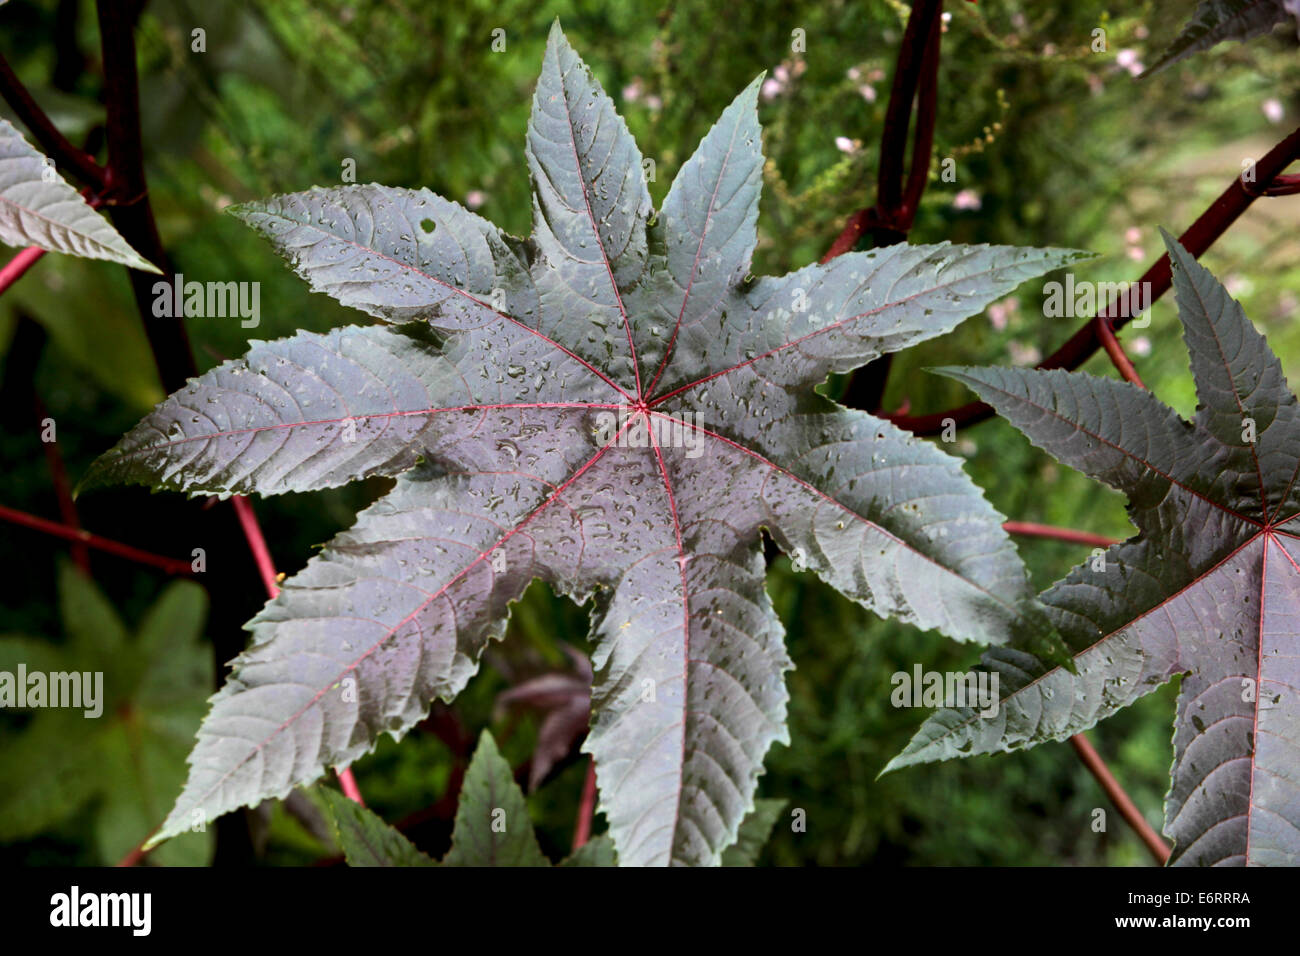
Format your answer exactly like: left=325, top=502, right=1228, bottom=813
left=0, top=246, right=47, bottom=297
left=1096, top=315, right=1146, bottom=387
left=572, top=757, right=598, bottom=852
left=0, top=52, right=107, bottom=188
left=889, top=125, right=1300, bottom=434
left=1003, top=521, right=1118, bottom=548
left=0, top=503, right=193, bottom=575
left=1069, top=733, right=1172, bottom=865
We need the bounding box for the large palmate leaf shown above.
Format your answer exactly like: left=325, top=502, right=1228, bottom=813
left=888, top=232, right=1300, bottom=867
left=1140, top=0, right=1293, bottom=76
left=0, top=118, right=158, bottom=270
left=87, top=23, right=1084, bottom=867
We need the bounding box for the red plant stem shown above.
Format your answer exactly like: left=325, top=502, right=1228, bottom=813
left=889, top=125, right=1300, bottom=435
left=231, top=495, right=281, bottom=600
left=1069, top=733, right=1171, bottom=865
left=898, top=4, right=943, bottom=228
left=823, top=1, right=944, bottom=266
left=1096, top=314, right=1146, bottom=388
left=0, top=52, right=107, bottom=188
left=338, top=768, right=366, bottom=806
left=0, top=246, right=47, bottom=296
left=34, top=393, right=89, bottom=572
left=875, top=0, right=944, bottom=225
left=96, top=0, right=196, bottom=395
left=821, top=208, right=876, bottom=264
left=1003, top=521, right=1117, bottom=549
left=1261, top=173, right=1300, bottom=196
left=572, top=758, right=598, bottom=852
left=0, top=503, right=193, bottom=575
left=115, top=842, right=148, bottom=868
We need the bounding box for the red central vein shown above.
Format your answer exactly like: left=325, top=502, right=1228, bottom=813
left=301, top=225, right=632, bottom=402
left=645, top=259, right=991, bottom=408
left=182, top=414, right=640, bottom=817
left=1245, top=531, right=1272, bottom=865
left=647, top=411, right=1031, bottom=619
left=112, top=402, right=623, bottom=460
left=557, top=76, right=643, bottom=400
left=646, top=412, right=691, bottom=857
left=1188, top=274, right=1270, bottom=518
left=644, top=113, right=743, bottom=400
left=909, top=531, right=1268, bottom=752
left=1268, top=456, right=1300, bottom=527
left=936, top=377, right=1265, bottom=529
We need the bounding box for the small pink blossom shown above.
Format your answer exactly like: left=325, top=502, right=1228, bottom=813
left=1008, top=341, right=1041, bottom=366
left=988, top=297, right=1019, bottom=331
left=1115, top=49, right=1144, bottom=76
left=1262, top=98, right=1285, bottom=124
left=858, top=84, right=877, bottom=102
left=952, top=189, right=982, bottom=211
left=1131, top=336, right=1152, bottom=357
left=465, top=190, right=486, bottom=210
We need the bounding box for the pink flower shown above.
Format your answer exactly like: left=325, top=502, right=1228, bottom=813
left=1262, top=98, right=1285, bottom=124
left=465, top=190, right=486, bottom=210
left=1115, top=49, right=1144, bottom=76
left=858, top=84, right=877, bottom=102
left=835, top=136, right=858, bottom=154
left=761, top=78, right=783, bottom=101
left=988, top=297, right=1019, bottom=331
left=952, top=189, right=982, bottom=211
left=1008, top=341, right=1041, bottom=366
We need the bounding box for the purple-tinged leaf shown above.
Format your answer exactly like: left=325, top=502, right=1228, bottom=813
left=104, top=23, right=1084, bottom=866
left=889, top=233, right=1300, bottom=866
left=1141, top=1, right=1292, bottom=77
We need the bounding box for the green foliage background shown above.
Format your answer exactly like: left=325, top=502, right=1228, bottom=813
left=1, top=0, right=1298, bottom=866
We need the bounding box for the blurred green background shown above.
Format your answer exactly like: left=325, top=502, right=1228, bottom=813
left=1, top=0, right=1298, bottom=866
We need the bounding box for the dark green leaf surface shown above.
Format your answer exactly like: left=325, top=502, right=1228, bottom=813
left=313, top=787, right=437, bottom=867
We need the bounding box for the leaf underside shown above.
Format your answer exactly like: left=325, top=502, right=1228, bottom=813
left=889, top=232, right=1300, bottom=867
left=97, top=23, right=1086, bottom=866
